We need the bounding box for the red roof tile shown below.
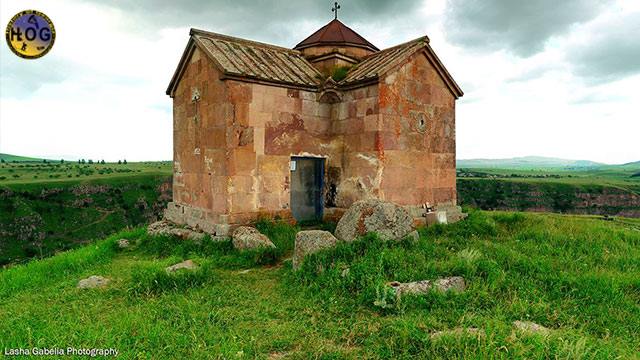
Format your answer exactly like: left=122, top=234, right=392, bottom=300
left=294, top=19, right=378, bottom=51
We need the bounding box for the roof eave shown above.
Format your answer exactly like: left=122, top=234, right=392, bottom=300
left=166, top=37, right=196, bottom=97
left=294, top=41, right=379, bottom=52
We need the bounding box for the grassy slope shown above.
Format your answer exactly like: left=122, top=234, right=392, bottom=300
left=0, top=153, right=48, bottom=162
left=0, top=162, right=172, bottom=265
left=457, top=166, right=640, bottom=217
left=0, top=161, right=171, bottom=185
left=1, top=211, right=638, bottom=359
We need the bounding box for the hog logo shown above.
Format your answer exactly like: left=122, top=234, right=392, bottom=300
left=5, top=10, right=55, bottom=59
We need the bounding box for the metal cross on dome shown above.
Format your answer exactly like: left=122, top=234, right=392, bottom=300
left=332, top=1, right=341, bottom=20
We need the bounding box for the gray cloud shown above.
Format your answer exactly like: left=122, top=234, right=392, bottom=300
left=445, top=0, right=607, bottom=57
left=95, top=0, right=425, bottom=46
left=0, top=47, right=74, bottom=98
left=567, top=12, right=640, bottom=84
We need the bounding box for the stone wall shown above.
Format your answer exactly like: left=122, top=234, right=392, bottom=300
left=167, top=47, right=460, bottom=234
left=377, top=51, right=457, bottom=207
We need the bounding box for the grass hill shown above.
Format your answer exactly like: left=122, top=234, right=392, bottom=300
left=0, top=161, right=172, bottom=265
left=0, top=153, right=49, bottom=162
left=1, top=211, right=638, bottom=358
left=457, top=156, right=604, bottom=170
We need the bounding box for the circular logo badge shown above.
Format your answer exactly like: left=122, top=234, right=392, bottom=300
left=5, top=10, right=55, bottom=59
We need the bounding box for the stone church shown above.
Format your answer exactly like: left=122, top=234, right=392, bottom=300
left=164, top=13, right=464, bottom=235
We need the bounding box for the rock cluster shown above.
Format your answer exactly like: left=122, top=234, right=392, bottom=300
left=147, top=220, right=206, bottom=241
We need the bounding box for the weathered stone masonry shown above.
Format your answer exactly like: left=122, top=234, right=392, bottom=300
left=165, top=19, right=464, bottom=235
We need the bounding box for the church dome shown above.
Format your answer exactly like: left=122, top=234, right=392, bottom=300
left=294, top=19, right=379, bottom=52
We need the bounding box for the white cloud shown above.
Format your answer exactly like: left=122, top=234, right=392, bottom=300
left=0, top=0, right=638, bottom=164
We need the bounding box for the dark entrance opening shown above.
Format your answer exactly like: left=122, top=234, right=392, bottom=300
left=290, top=157, right=324, bottom=222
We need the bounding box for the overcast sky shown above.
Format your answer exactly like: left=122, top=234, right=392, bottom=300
left=1, top=0, right=638, bottom=163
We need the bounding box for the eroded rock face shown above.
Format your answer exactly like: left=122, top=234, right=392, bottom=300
left=335, top=199, right=415, bottom=242
left=389, top=276, right=466, bottom=297
left=293, top=230, right=338, bottom=270
left=165, top=259, right=199, bottom=273
left=147, top=220, right=206, bottom=241
left=77, top=275, right=111, bottom=289
left=232, top=226, right=275, bottom=250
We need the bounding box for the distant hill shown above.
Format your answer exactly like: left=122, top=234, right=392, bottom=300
left=457, top=156, right=604, bottom=170
left=0, top=153, right=49, bottom=162
left=621, top=161, right=640, bottom=168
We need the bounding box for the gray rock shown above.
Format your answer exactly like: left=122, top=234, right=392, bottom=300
left=293, top=230, right=338, bottom=270
left=165, top=260, right=199, bottom=273
left=77, top=275, right=111, bottom=289
left=335, top=199, right=414, bottom=242
left=389, top=276, right=466, bottom=297
left=430, top=327, right=484, bottom=340
left=147, top=220, right=206, bottom=241
left=513, top=321, right=550, bottom=335
left=232, top=226, right=275, bottom=250
left=117, top=239, right=130, bottom=249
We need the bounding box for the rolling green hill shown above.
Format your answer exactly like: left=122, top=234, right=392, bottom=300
left=456, top=156, right=605, bottom=170
left=0, top=161, right=173, bottom=265
left=0, top=153, right=49, bottom=163
left=1, top=211, right=638, bottom=358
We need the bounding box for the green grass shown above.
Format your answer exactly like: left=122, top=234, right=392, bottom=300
left=457, top=164, right=640, bottom=217
left=1, top=211, right=638, bottom=359
left=457, top=166, right=640, bottom=193
left=0, top=164, right=172, bottom=265
left=0, top=153, right=49, bottom=162
left=0, top=160, right=171, bottom=185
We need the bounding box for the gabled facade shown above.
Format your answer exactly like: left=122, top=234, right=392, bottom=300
left=165, top=21, right=464, bottom=235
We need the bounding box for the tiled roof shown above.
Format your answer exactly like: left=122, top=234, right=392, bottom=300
left=167, top=29, right=322, bottom=95
left=341, top=37, right=427, bottom=85
left=294, top=19, right=378, bottom=52
left=340, top=36, right=463, bottom=98
left=167, top=29, right=462, bottom=98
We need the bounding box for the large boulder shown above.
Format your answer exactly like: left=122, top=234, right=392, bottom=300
left=335, top=199, right=416, bottom=242
left=293, top=230, right=338, bottom=270
left=232, top=226, right=275, bottom=250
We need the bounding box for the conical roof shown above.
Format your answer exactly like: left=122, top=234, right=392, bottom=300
left=294, top=19, right=379, bottom=51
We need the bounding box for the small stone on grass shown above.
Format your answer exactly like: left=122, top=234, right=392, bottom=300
left=513, top=321, right=550, bottom=335
left=77, top=275, right=111, bottom=289
left=165, top=260, right=199, bottom=273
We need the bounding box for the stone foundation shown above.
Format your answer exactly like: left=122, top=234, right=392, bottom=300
left=165, top=200, right=466, bottom=236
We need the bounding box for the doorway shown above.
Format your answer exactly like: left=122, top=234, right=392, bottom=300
left=290, top=157, right=324, bottom=222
